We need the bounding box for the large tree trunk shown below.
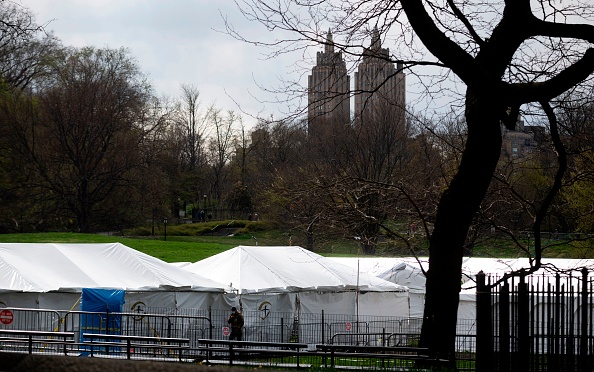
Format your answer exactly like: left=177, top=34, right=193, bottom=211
left=419, top=93, right=503, bottom=364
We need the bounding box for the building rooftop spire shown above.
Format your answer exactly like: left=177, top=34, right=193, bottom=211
left=371, top=26, right=381, bottom=50
left=324, top=28, right=334, bottom=54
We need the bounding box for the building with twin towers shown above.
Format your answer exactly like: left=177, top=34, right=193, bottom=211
left=307, top=28, right=406, bottom=136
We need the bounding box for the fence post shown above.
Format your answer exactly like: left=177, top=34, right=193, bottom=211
left=545, top=274, right=561, bottom=371
left=63, top=333, right=68, bottom=355
left=476, top=271, right=493, bottom=372
left=208, top=306, right=212, bottom=340
left=580, top=268, right=589, bottom=372
left=499, top=281, right=510, bottom=372
left=517, top=275, right=529, bottom=372
left=321, top=310, right=325, bottom=345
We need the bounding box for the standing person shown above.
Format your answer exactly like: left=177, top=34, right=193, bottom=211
left=227, top=306, right=244, bottom=341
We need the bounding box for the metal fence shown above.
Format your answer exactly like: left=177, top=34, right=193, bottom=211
left=476, top=269, right=594, bottom=372
left=0, top=305, right=477, bottom=368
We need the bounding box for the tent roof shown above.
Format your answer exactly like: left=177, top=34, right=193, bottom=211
left=183, top=246, right=408, bottom=294
left=331, top=256, right=594, bottom=291
left=376, top=263, right=426, bottom=292
left=330, top=257, right=427, bottom=292
left=459, top=257, right=594, bottom=286
left=0, top=243, right=228, bottom=293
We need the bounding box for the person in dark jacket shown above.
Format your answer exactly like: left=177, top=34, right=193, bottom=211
left=227, top=306, right=244, bottom=341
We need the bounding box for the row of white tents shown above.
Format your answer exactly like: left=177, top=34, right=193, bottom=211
left=1, top=242, right=592, bottom=321
left=0, top=243, right=409, bottom=317
left=330, top=256, right=594, bottom=320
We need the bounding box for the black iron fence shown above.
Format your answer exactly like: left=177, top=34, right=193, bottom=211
left=476, top=269, right=594, bottom=372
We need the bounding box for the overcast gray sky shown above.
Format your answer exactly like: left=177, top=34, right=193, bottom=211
left=21, top=0, right=464, bottom=130
left=22, top=0, right=300, bottom=128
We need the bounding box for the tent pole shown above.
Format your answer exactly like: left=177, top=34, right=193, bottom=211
left=356, top=255, right=360, bottom=343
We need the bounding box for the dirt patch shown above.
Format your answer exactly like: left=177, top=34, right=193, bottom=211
left=0, top=353, right=264, bottom=372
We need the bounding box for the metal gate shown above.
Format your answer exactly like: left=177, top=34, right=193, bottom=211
left=476, top=269, right=594, bottom=372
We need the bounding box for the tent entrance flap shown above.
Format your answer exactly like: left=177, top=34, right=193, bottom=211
left=80, top=288, right=125, bottom=347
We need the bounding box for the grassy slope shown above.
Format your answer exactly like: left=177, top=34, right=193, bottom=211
left=0, top=233, right=240, bottom=263
left=0, top=221, right=360, bottom=262
left=0, top=222, right=583, bottom=263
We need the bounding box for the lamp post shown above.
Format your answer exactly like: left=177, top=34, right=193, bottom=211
left=203, top=194, right=207, bottom=221
left=163, top=217, right=168, bottom=241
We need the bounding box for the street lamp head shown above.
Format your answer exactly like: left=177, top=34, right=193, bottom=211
left=164, top=217, right=168, bottom=224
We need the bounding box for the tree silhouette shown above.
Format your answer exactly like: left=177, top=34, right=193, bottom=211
left=230, top=0, right=594, bottom=363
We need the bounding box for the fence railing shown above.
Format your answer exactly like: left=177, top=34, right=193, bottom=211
left=82, top=333, right=190, bottom=361
left=0, top=329, right=75, bottom=355
left=197, top=339, right=310, bottom=367
left=476, top=269, right=594, bottom=372
left=0, top=306, right=477, bottom=370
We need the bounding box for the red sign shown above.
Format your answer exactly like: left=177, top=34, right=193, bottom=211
left=345, top=322, right=352, bottom=331
left=222, top=326, right=230, bottom=336
left=0, top=309, right=13, bottom=325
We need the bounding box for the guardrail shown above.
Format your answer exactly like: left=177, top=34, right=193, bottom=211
left=315, top=343, right=443, bottom=368
left=0, top=329, right=450, bottom=370
left=0, top=307, right=474, bottom=369
left=196, top=339, right=448, bottom=370
left=82, top=333, right=190, bottom=361
left=330, top=331, right=421, bottom=346
left=198, top=339, right=310, bottom=367
left=0, top=329, right=75, bottom=355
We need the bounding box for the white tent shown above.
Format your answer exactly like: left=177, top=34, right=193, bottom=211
left=0, top=243, right=229, bottom=311
left=183, top=246, right=410, bottom=318
left=461, top=257, right=594, bottom=284
left=331, top=256, right=594, bottom=323
left=329, top=257, right=478, bottom=320
left=376, top=262, right=427, bottom=318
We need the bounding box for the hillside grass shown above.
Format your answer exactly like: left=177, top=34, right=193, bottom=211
left=0, top=219, right=587, bottom=262
left=0, top=232, right=230, bottom=262
left=0, top=220, right=362, bottom=263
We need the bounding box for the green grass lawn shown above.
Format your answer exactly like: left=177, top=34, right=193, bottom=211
left=0, top=219, right=362, bottom=262
left=0, top=220, right=586, bottom=263
left=0, top=220, right=306, bottom=263
left=0, top=232, right=240, bottom=263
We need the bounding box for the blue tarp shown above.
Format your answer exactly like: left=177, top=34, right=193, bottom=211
left=80, top=288, right=125, bottom=348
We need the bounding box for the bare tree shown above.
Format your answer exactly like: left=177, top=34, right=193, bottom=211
left=225, top=118, right=258, bottom=219
left=17, top=46, right=152, bottom=232
left=134, top=95, right=178, bottom=233
left=208, top=109, right=240, bottom=206
left=170, top=84, right=215, bottom=216
left=247, top=119, right=308, bottom=225
left=230, top=0, right=594, bottom=363
left=0, top=2, right=59, bottom=89
left=177, top=84, right=211, bottom=172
